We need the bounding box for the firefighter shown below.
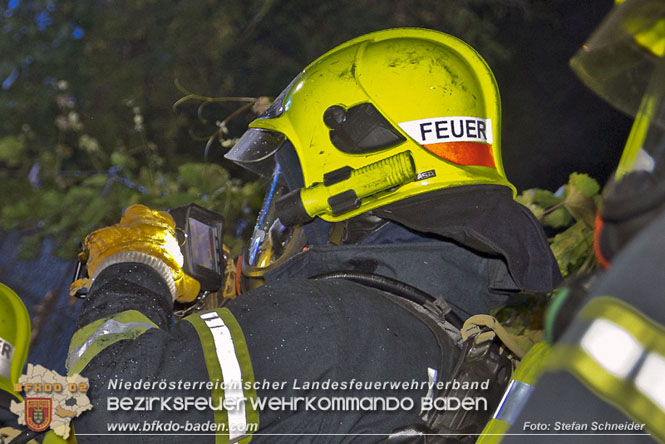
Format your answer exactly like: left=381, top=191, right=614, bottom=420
left=68, top=28, right=561, bottom=443
left=0, top=283, right=68, bottom=443
left=499, top=1, right=665, bottom=442
left=0, top=283, right=30, bottom=437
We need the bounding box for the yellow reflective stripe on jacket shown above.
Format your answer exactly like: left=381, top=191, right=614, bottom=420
left=476, top=342, right=550, bottom=444
left=578, top=297, right=665, bottom=358
left=186, top=308, right=258, bottom=443
left=548, top=296, right=665, bottom=441
left=67, top=310, right=157, bottom=376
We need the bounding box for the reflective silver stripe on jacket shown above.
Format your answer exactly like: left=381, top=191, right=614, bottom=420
left=580, top=318, right=643, bottom=378
left=493, top=379, right=535, bottom=425
left=66, top=319, right=156, bottom=371
left=200, top=311, right=247, bottom=440
left=578, top=317, right=665, bottom=411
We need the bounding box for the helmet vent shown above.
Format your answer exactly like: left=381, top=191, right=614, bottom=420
left=323, top=103, right=406, bottom=154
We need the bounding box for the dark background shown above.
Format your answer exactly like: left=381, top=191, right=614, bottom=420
left=495, top=0, right=631, bottom=191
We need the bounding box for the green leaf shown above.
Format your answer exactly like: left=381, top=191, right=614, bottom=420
left=517, top=188, right=564, bottom=220
left=82, top=174, right=110, bottom=188
left=516, top=189, right=536, bottom=206
left=564, top=173, right=598, bottom=227
left=1, top=200, right=34, bottom=229
left=0, top=136, right=25, bottom=167
left=111, top=152, right=138, bottom=169
left=532, top=188, right=563, bottom=208
left=178, top=163, right=206, bottom=189
left=542, top=207, right=572, bottom=228
left=568, top=173, right=600, bottom=198
left=80, top=197, right=113, bottom=228
left=36, top=189, right=63, bottom=220
left=178, top=162, right=233, bottom=195
left=146, top=191, right=198, bottom=210
left=549, top=220, right=594, bottom=277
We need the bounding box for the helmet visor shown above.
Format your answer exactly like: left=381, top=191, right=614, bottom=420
left=615, top=57, right=665, bottom=181
left=225, top=128, right=287, bottom=177
left=570, top=0, right=665, bottom=123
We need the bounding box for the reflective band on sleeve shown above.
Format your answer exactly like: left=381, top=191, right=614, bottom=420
left=635, top=352, right=665, bottom=411
left=580, top=319, right=644, bottom=378
left=66, top=319, right=156, bottom=372
left=577, top=297, right=665, bottom=357
left=493, top=379, right=534, bottom=425
left=66, top=310, right=158, bottom=375
left=547, top=296, right=665, bottom=442
left=199, top=311, right=247, bottom=441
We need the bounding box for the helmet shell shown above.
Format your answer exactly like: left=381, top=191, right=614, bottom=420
left=236, top=28, right=515, bottom=222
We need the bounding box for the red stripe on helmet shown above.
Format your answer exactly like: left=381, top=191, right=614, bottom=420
left=422, top=142, right=495, bottom=168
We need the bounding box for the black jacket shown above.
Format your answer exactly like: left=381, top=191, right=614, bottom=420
left=71, top=187, right=560, bottom=443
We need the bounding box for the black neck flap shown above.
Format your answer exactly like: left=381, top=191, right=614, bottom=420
left=373, top=185, right=562, bottom=293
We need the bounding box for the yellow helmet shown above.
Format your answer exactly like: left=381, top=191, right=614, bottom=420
left=228, top=28, right=514, bottom=222
left=226, top=28, right=515, bottom=278
left=0, top=282, right=30, bottom=401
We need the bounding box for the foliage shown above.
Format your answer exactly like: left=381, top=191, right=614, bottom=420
left=0, top=0, right=548, bottom=259
left=517, top=172, right=601, bottom=277
left=0, top=80, right=265, bottom=258
left=493, top=173, right=602, bottom=348
left=490, top=294, right=547, bottom=352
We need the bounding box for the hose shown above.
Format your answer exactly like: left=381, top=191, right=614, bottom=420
left=312, top=271, right=464, bottom=328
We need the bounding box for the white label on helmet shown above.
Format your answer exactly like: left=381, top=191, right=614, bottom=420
left=416, top=170, right=436, bottom=181
left=0, top=337, right=15, bottom=380
left=398, top=116, right=493, bottom=145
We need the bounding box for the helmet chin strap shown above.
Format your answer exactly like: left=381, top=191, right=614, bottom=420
left=327, top=214, right=390, bottom=246
left=301, top=217, right=334, bottom=247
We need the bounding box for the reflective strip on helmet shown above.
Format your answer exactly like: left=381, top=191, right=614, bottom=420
left=421, top=142, right=495, bottom=168
left=186, top=309, right=258, bottom=444
left=0, top=337, right=15, bottom=380
left=398, top=116, right=494, bottom=144
left=398, top=116, right=496, bottom=168
left=547, top=296, right=665, bottom=440
left=66, top=310, right=158, bottom=375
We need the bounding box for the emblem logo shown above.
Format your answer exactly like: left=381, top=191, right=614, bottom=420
left=25, top=398, right=52, bottom=432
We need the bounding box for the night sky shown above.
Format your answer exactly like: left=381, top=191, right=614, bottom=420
left=496, top=0, right=632, bottom=191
